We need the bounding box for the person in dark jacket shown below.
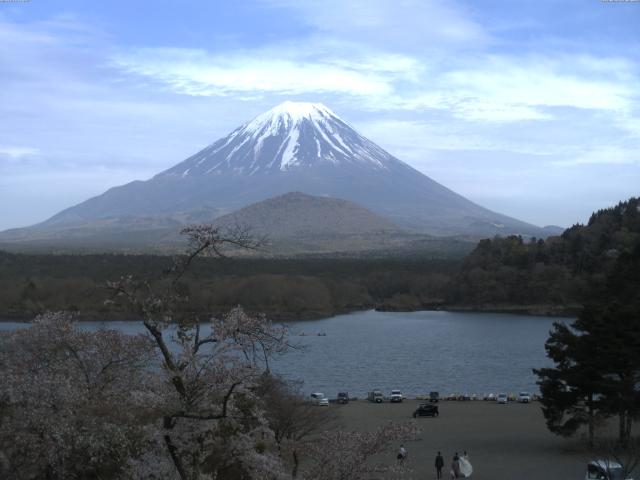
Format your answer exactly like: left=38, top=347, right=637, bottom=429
left=435, top=451, right=445, bottom=479
left=450, top=452, right=461, bottom=479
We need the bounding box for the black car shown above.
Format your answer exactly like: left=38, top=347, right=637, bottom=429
left=337, top=392, right=349, bottom=404
left=413, top=403, right=439, bottom=418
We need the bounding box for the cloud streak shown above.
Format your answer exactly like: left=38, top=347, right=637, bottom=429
left=111, top=43, right=640, bottom=126
left=112, top=48, right=400, bottom=97
left=0, top=146, right=39, bottom=162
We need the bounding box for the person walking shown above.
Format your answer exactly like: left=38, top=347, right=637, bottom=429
left=458, top=450, right=472, bottom=478
left=397, top=444, right=407, bottom=463
left=435, top=451, right=445, bottom=479
left=450, top=452, right=461, bottom=479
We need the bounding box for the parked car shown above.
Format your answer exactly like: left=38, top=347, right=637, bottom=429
left=497, top=393, right=508, bottom=404
left=484, top=393, right=496, bottom=401
left=429, top=391, right=440, bottom=403
left=389, top=389, right=403, bottom=403
left=413, top=403, right=439, bottom=418
left=517, top=391, right=531, bottom=403
left=310, top=392, right=329, bottom=406
left=585, top=459, right=632, bottom=479
left=367, top=390, right=384, bottom=403
left=337, top=392, right=349, bottom=404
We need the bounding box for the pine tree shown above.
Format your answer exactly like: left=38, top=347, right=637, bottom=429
left=534, top=319, right=606, bottom=448
left=535, top=244, right=640, bottom=448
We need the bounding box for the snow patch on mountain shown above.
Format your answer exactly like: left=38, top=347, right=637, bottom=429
left=280, top=126, right=300, bottom=169
left=161, top=101, right=396, bottom=178
left=241, top=101, right=355, bottom=168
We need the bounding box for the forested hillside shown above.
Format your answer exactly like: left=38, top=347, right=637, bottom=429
left=449, top=197, right=640, bottom=313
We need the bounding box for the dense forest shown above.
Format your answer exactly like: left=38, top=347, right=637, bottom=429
left=0, top=252, right=459, bottom=320
left=449, top=197, right=640, bottom=313
left=1, top=197, right=638, bottom=320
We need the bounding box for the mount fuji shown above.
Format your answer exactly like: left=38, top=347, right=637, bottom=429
left=0, top=101, right=557, bottom=250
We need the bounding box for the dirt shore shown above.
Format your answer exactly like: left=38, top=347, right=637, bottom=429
left=333, top=399, right=605, bottom=479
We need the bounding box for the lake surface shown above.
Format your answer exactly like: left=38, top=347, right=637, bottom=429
left=0, top=310, right=567, bottom=397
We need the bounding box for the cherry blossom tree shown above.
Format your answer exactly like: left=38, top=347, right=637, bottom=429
left=107, top=225, right=291, bottom=479
left=302, top=422, right=419, bottom=480
left=0, top=311, right=156, bottom=479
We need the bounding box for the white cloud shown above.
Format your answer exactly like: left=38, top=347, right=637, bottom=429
left=379, top=55, right=640, bottom=122
left=0, top=146, right=39, bottom=161
left=111, top=40, right=640, bottom=127
left=446, top=56, right=635, bottom=111
left=111, top=47, right=414, bottom=97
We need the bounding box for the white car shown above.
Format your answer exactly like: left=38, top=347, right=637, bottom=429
left=310, top=392, right=329, bottom=406
left=389, top=389, right=403, bottom=403
left=586, top=459, right=632, bottom=479
left=517, top=391, right=531, bottom=403
left=496, top=393, right=508, bottom=404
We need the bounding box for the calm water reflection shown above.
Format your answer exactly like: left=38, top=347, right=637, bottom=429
left=1, top=310, right=568, bottom=397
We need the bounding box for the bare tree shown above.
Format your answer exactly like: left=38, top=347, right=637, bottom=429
left=258, top=376, right=337, bottom=477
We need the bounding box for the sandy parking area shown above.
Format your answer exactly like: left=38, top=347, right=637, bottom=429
left=333, top=399, right=593, bottom=479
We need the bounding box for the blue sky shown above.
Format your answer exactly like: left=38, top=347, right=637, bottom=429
left=1, top=0, right=639, bottom=230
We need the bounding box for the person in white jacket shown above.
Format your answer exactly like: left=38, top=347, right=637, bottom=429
left=397, top=444, right=407, bottom=463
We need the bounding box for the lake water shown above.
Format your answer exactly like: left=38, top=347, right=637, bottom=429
left=0, top=310, right=568, bottom=397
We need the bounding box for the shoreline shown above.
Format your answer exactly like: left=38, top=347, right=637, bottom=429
left=376, top=300, right=581, bottom=317
left=0, top=303, right=578, bottom=323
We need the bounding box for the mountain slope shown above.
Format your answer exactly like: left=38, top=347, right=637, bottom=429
left=2, top=101, right=551, bottom=246
left=213, top=192, right=397, bottom=238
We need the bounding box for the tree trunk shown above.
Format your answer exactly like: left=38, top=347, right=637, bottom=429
left=618, top=411, right=630, bottom=448
left=164, top=415, right=188, bottom=480
left=292, top=449, right=299, bottom=478
left=588, top=401, right=595, bottom=449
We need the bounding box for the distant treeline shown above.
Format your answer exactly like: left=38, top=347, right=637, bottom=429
left=2, top=197, right=638, bottom=321
left=0, top=252, right=460, bottom=320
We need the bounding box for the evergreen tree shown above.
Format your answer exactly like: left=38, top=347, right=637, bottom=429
left=534, top=318, right=606, bottom=448
left=591, top=247, right=640, bottom=447
left=535, top=242, right=640, bottom=447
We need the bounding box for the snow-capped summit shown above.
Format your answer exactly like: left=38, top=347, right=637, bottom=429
left=159, top=101, right=397, bottom=177
left=246, top=101, right=340, bottom=128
